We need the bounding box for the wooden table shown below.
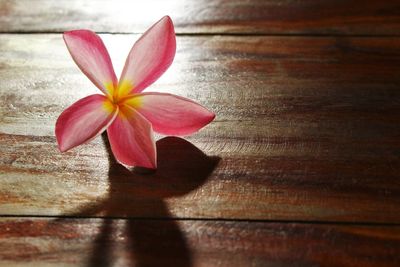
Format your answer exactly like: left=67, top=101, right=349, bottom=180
left=1, top=1, right=400, bottom=266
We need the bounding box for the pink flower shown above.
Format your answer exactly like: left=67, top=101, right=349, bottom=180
left=55, top=16, right=215, bottom=169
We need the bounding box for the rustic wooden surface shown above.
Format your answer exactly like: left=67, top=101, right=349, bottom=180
left=1, top=0, right=400, bottom=266
left=1, top=218, right=399, bottom=267
left=1, top=0, right=400, bottom=35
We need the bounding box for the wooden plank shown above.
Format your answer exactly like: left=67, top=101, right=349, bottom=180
left=1, top=34, right=400, bottom=222
left=0, top=218, right=399, bottom=267
left=1, top=0, right=400, bottom=35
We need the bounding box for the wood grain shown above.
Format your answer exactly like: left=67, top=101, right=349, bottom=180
left=1, top=0, right=400, bottom=35
left=1, top=34, right=400, bottom=222
left=0, top=217, right=399, bottom=267
left=2, top=1, right=400, bottom=266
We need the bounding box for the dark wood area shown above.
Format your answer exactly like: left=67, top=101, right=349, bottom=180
left=0, top=0, right=400, bottom=266
left=1, top=218, right=399, bottom=267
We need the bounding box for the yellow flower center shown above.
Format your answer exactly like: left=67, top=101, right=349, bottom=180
left=102, top=80, right=142, bottom=115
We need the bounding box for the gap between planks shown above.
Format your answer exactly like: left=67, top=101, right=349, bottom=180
left=0, top=214, right=399, bottom=227
left=2, top=31, right=400, bottom=38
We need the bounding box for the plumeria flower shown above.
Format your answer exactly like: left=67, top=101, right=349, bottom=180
left=56, top=16, right=215, bottom=169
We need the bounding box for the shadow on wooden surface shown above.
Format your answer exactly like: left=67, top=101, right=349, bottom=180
left=56, top=134, right=219, bottom=267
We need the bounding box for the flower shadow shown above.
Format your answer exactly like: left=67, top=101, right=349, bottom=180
left=61, top=133, right=220, bottom=267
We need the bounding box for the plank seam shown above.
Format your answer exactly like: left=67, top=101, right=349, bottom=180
left=1, top=31, right=400, bottom=38
left=0, top=214, right=399, bottom=226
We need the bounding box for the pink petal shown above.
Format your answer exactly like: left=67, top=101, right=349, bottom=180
left=124, top=92, right=215, bottom=135
left=56, top=94, right=118, bottom=152
left=117, top=16, right=176, bottom=98
left=63, top=30, right=118, bottom=97
left=107, top=105, right=156, bottom=169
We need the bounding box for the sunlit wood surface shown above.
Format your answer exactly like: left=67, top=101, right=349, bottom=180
left=1, top=0, right=400, bottom=35
left=1, top=0, right=400, bottom=266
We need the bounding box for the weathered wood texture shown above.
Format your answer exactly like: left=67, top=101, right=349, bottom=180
left=1, top=0, right=400, bottom=35
left=0, top=217, right=399, bottom=267
left=1, top=35, right=400, bottom=222
left=2, top=0, right=400, bottom=265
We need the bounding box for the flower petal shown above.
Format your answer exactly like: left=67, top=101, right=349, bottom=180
left=63, top=30, right=118, bottom=97
left=56, top=94, right=118, bottom=152
left=118, top=16, right=176, bottom=97
left=124, top=93, right=215, bottom=135
left=107, top=105, right=156, bottom=169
